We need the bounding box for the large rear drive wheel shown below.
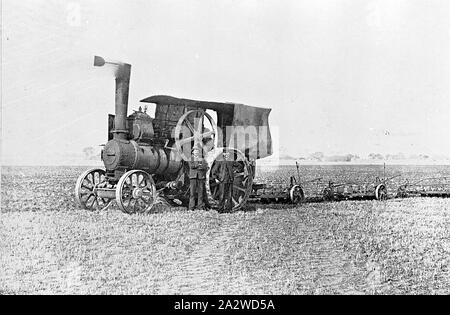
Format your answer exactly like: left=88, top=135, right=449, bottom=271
left=205, top=148, right=253, bottom=212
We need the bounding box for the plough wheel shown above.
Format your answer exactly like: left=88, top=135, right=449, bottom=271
left=375, top=184, right=388, bottom=200
left=116, top=170, right=157, bottom=214
left=396, top=185, right=408, bottom=198
left=322, top=187, right=334, bottom=201
left=290, top=185, right=305, bottom=204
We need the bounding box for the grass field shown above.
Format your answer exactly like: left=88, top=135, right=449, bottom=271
left=1, top=166, right=449, bottom=294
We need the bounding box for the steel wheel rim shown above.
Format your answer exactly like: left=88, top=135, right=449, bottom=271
left=376, top=184, right=388, bottom=201
left=116, top=170, right=156, bottom=214
left=75, top=168, right=111, bottom=211
left=290, top=185, right=304, bottom=204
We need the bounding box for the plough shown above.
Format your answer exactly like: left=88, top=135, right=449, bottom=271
left=248, top=162, right=430, bottom=205
left=321, top=174, right=402, bottom=202
left=249, top=162, right=325, bottom=204
left=396, top=177, right=450, bottom=198
left=249, top=176, right=323, bottom=204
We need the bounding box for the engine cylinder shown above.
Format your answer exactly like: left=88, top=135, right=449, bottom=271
left=102, top=139, right=183, bottom=175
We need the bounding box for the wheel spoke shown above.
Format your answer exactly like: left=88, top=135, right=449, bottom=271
left=95, top=172, right=101, bottom=184
left=136, top=199, right=147, bottom=212
left=141, top=180, right=150, bottom=189
left=122, top=186, right=132, bottom=193
left=83, top=193, right=95, bottom=203
left=138, top=175, right=144, bottom=187
left=86, top=194, right=96, bottom=208
left=141, top=195, right=151, bottom=203
left=130, top=174, right=135, bottom=187
left=201, top=130, right=215, bottom=139
left=92, top=172, right=98, bottom=184
left=194, top=114, right=204, bottom=134
left=83, top=178, right=94, bottom=188
left=233, top=184, right=246, bottom=193
left=134, top=199, right=142, bottom=211
left=126, top=194, right=134, bottom=203
left=135, top=174, right=141, bottom=187
left=142, top=191, right=153, bottom=197
left=141, top=197, right=152, bottom=205
left=184, top=119, right=195, bottom=134
left=178, top=135, right=195, bottom=146
left=87, top=173, right=93, bottom=184
left=124, top=198, right=132, bottom=210
left=79, top=192, right=89, bottom=201
left=131, top=199, right=137, bottom=212
left=97, top=172, right=103, bottom=184
left=81, top=183, right=92, bottom=190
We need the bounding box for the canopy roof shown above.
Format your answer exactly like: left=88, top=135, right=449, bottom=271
left=140, top=95, right=234, bottom=114
left=140, top=95, right=271, bottom=114
left=141, top=95, right=273, bottom=159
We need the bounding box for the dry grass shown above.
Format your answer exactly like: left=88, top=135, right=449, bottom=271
left=1, top=166, right=449, bottom=294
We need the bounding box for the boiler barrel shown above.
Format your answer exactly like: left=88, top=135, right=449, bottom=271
left=102, top=139, right=183, bottom=175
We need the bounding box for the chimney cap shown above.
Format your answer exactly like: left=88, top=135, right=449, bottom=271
left=94, top=55, right=106, bottom=67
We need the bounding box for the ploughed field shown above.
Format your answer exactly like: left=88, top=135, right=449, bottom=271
left=1, top=165, right=449, bottom=294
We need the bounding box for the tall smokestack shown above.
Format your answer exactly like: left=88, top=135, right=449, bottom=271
left=114, top=63, right=131, bottom=140
left=94, top=56, right=131, bottom=140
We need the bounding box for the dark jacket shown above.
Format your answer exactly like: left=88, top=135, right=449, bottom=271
left=188, top=160, right=208, bottom=179
left=212, top=160, right=236, bottom=183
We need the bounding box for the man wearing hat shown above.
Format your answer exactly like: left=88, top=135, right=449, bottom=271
left=188, top=147, right=209, bottom=210
left=211, top=149, right=236, bottom=213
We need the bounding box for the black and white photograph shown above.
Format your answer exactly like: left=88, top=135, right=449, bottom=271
left=1, top=0, right=449, bottom=298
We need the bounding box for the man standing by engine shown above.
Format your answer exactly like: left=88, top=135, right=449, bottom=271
left=188, top=147, right=208, bottom=211
left=212, top=149, right=235, bottom=213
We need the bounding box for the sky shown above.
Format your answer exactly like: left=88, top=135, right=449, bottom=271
left=2, top=0, right=450, bottom=164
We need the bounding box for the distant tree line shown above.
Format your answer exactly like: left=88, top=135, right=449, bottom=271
left=295, top=152, right=441, bottom=162
left=82, top=146, right=101, bottom=160
left=298, top=152, right=360, bottom=162
left=369, top=153, right=431, bottom=160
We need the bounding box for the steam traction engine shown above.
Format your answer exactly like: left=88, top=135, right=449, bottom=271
left=75, top=56, right=273, bottom=213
